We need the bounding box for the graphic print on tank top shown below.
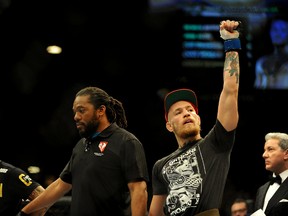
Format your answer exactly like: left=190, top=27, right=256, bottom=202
left=163, top=147, right=202, bottom=216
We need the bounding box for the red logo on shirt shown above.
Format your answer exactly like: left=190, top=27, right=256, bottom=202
left=98, top=141, right=108, bottom=152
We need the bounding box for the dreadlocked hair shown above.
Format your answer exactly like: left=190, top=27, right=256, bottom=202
left=76, top=86, right=128, bottom=128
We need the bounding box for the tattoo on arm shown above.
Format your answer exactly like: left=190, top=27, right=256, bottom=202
left=225, top=52, right=240, bottom=83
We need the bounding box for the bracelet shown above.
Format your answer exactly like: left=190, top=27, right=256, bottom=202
left=224, top=38, right=241, bottom=52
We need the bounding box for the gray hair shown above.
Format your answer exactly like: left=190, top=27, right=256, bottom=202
left=265, top=132, right=288, bottom=150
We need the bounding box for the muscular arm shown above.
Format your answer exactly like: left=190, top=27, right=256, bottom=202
left=128, top=181, right=148, bottom=216
left=218, top=20, right=240, bottom=132
left=27, top=186, right=47, bottom=216
left=148, top=195, right=166, bottom=216
left=22, top=178, right=72, bottom=215
left=28, top=185, right=45, bottom=200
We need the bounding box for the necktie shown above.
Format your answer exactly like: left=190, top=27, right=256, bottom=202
left=269, top=175, right=282, bottom=185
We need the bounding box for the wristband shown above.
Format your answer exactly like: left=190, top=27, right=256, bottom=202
left=18, top=211, right=29, bottom=216
left=224, top=38, right=241, bottom=52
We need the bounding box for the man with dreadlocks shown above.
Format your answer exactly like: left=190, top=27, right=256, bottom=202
left=20, top=86, right=149, bottom=216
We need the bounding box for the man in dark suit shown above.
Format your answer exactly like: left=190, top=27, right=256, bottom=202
left=253, top=132, right=288, bottom=216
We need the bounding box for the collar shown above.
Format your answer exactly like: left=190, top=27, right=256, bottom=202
left=86, top=123, right=119, bottom=141
left=277, top=169, right=288, bottom=183
left=95, top=122, right=119, bottom=138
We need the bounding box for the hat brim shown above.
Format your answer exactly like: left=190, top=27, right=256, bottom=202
left=164, top=89, right=198, bottom=121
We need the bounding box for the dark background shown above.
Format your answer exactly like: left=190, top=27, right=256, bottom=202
left=1, top=0, right=288, bottom=214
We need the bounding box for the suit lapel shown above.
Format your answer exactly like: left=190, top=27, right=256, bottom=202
left=265, top=178, right=288, bottom=215
left=254, top=182, right=270, bottom=211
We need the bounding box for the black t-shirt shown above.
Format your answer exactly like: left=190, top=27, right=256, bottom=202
left=151, top=120, right=235, bottom=216
left=0, top=160, right=41, bottom=216
left=60, top=123, right=149, bottom=216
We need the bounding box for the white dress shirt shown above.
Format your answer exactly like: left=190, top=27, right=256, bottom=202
left=263, top=170, right=288, bottom=211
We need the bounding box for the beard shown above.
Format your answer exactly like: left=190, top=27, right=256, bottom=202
left=179, top=124, right=201, bottom=140
left=78, top=115, right=100, bottom=138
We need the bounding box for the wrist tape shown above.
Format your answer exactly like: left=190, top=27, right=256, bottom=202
left=224, top=38, right=241, bottom=52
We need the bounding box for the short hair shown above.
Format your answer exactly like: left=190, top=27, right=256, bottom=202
left=232, top=198, right=248, bottom=206
left=231, top=198, right=248, bottom=215
left=265, top=132, right=288, bottom=150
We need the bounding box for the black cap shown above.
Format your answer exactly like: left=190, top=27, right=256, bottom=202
left=164, top=88, right=198, bottom=121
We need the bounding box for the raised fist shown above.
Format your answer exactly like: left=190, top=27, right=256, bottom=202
left=220, top=20, right=240, bottom=40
